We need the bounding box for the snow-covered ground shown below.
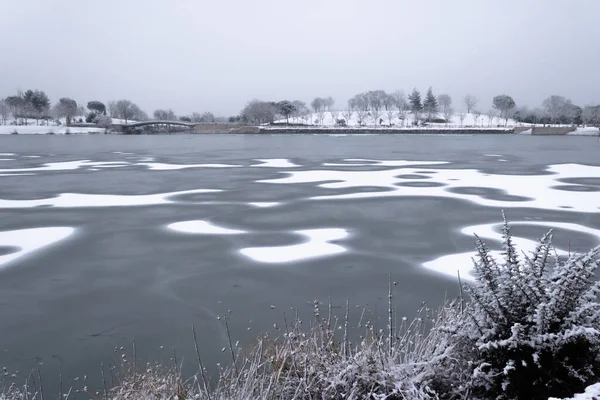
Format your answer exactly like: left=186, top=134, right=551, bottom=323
left=0, top=125, right=106, bottom=135
left=273, top=112, right=600, bottom=135
left=275, top=111, right=518, bottom=129
left=0, top=117, right=140, bottom=134
left=0, top=118, right=106, bottom=134
left=568, top=126, right=600, bottom=135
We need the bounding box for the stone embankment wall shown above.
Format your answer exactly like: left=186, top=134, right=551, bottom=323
left=194, top=124, right=261, bottom=133
left=531, top=126, right=577, bottom=135
left=257, top=128, right=513, bottom=134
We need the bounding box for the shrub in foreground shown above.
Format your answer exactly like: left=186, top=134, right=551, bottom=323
left=433, top=214, right=600, bottom=399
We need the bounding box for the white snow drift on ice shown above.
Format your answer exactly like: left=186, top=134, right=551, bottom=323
left=0, top=227, right=75, bottom=269
left=167, top=220, right=246, bottom=235
left=423, top=221, right=600, bottom=280
left=251, top=159, right=300, bottom=168
left=0, top=189, right=221, bottom=208
left=239, top=228, right=349, bottom=263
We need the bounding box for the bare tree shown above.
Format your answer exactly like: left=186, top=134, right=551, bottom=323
left=391, top=90, right=406, bottom=109
left=316, top=109, right=326, bottom=125
left=342, top=102, right=354, bottom=126
left=443, top=107, right=454, bottom=127
left=324, top=97, right=335, bottom=111
left=242, top=100, right=276, bottom=124
left=458, top=112, right=466, bottom=127
left=330, top=109, right=340, bottom=124
left=542, top=95, right=567, bottom=125
left=292, top=100, right=309, bottom=123
left=113, top=99, right=145, bottom=123
left=356, top=109, right=368, bottom=126
left=472, top=110, right=482, bottom=127
left=582, top=105, right=600, bottom=126
left=487, top=108, right=497, bottom=127
left=154, top=109, right=167, bottom=120
left=385, top=109, right=396, bottom=126
left=5, top=96, right=24, bottom=123
left=154, top=109, right=177, bottom=121
left=367, top=90, right=386, bottom=126
left=463, top=94, right=478, bottom=114
left=438, top=94, right=452, bottom=115
left=383, top=93, right=395, bottom=112
left=116, top=100, right=135, bottom=123
left=107, top=101, right=118, bottom=118
left=311, top=97, right=324, bottom=112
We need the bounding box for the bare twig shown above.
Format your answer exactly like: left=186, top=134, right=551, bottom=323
left=36, top=367, right=44, bottom=400
left=388, top=271, right=394, bottom=355
left=223, top=314, right=238, bottom=377
left=101, top=363, right=108, bottom=400
left=192, top=324, right=211, bottom=398
left=458, top=270, right=465, bottom=313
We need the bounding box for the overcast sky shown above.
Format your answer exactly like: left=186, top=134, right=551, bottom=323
left=1, top=0, right=598, bottom=116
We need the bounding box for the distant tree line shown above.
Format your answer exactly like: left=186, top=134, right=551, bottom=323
left=231, top=88, right=600, bottom=128
left=2, top=88, right=598, bottom=129
left=238, top=99, right=311, bottom=125
left=0, top=89, right=225, bottom=129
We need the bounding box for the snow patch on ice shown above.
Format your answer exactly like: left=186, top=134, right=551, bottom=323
left=0, top=153, right=15, bottom=156
left=252, top=159, right=299, bottom=168
left=167, top=220, right=246, bottom=235
left=260, top=162, right=600, bottom=213
left=248, top=202, right=281, bottom=208
left=139, top=162, right=240, bottom=170
left=0, top=189, right=221, bottom=209
left=423, top=221, right=600, bottom=281
left=0, top=227, right=75, bottom=269
left=322, top=159, right=449, bottom=167
left=0, top=160, right=129, bottom=173
left=240, top=228, right=349, bottom=264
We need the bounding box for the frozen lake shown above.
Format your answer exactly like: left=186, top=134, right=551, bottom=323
left=1, top=133, right=600, bottom=388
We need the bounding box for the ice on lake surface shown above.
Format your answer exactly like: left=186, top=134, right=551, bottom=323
left=0, top=134, right=599, bottom=385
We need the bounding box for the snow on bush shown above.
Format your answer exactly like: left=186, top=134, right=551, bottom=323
left=433, top=212, right=600, bottom=399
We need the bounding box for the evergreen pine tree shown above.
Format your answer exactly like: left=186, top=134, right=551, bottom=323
left=408, top=88, right=422, bottom=123
left=423, top=87, right=438, bottom=122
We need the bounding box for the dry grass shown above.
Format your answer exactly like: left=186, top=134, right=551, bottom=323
left=2, top=296, right=457, bottom=400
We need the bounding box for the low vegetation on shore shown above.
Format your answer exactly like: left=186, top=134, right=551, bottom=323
left=2, top=215, right=600, bottom=399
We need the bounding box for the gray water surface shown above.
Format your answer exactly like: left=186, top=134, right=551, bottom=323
left=1, top=134, right=599, bottom=392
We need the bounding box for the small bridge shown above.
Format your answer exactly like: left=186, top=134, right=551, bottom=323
left=119, top=120, right=197, bottom=134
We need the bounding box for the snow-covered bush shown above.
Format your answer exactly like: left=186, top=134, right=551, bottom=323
left=94, top=114, right=112, bottom=130
left=436, top=213, right=600, bottom=399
